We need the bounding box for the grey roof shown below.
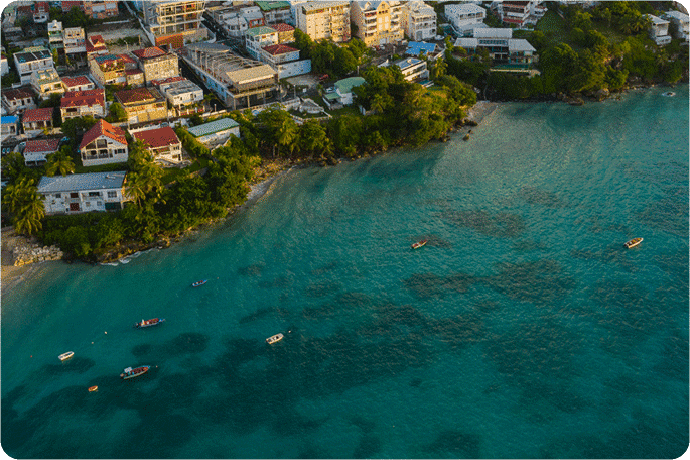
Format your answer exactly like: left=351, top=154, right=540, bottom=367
left=508, top=39, right=536, bottom=52
left=474, top=27, right=513, bottom=38
left=38, top=171, right=127, bottom=194
left=188, top=118, right=240, bottom=137
left=396, top=58, right=424, bottom=70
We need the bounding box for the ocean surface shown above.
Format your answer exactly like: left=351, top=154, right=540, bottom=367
left=2, top=86, right=688, bottom=459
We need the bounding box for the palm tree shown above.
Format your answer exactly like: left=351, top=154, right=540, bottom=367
left=124, top=171, right=148, bottom=206
left=4, top=177, right=44, bottom=235
left=276, top=118, right=299, bottom=157
left=125, top=161, right=164, bottom=206
left=45, top=147, right=76, bottom=177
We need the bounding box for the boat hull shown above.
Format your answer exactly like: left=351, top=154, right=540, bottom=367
left=58, top=352, right=74, bottom=361
left=624, top=237, right=643, bottom=248
left=120, top=366, right=150, bottom=379
left=134, top=318, right=165, bottom=328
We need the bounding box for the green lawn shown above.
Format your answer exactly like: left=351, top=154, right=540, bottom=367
left=536, top=9, right=569, bottom=44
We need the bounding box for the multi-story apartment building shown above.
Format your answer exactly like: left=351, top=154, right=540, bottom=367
left=78, top=120, right=128, bottom=166
left=131, top=46, right=180, bottom=84
left=13, top=47, right=54, bottom=85
left=256, top=1, right=292, bottom=24
left=2, top=88, right=37, bottom=115
left=156, top=78, right=204, bottom=116
left=444, top=3, right=485, bottom=35
left=646, top=14, right=672, bottom=45
left=294, top=1, right=351, bottom=42
left=401, top=1, right=436, bottom=41
left=142, top=0, right=207, bottom=48
left=62, top=1, right=118, bottom=18
left=33, top=1, right=50, bottom=23
left=48, top=20, right=64, bottom=51
left=351, top=0, right=404, bottom=47
left=63, top=27, right=87, bottom=54
left=37, top=170, right=128, bottom=214
left=60, top=89, right=107, bottom=121
left=133, top=126, right=183, bottom=165
left=665, top=10, right=689, bottom=42
left=31, top=68, right=65, bottom=100
left=245, top=26, right=279, bottom=61
left=454, top=28, right=537, bottom=66
left=115, top=87, right=168, bottom=124
left=89, top=54, right=127, bottom=86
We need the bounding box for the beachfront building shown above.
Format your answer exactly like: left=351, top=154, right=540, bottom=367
left=37, top=170, right=128, bottom=215
left=444, top=3, right=486, bottom=35
left=31, top=69, right=65, bottom=101
left=2, top=88, right=37, bottom=115
left=256, top=1, right=292, bottom=24
left=13, top=47, right=54, bottom=85
left=115, top=87, right=168, bottom=124
left=141, top=0, right=207, bottom=49
left=294, top=1, right=351, bottom=43
left=245, top=26, right=279, bottom=61
left=188, top=118, right=241, bottom=146
left=133, top=126, right=183, bottom=165
left=261, top=44, right=311, bottom=78
left=393, top=57, right=428, bottom=82
left=60, top=89, right=107, bottom=121
left=180, top=42, right=279, bottom=110
left=78, top=120, right=128, bottom=166
left=23, top=138, right=60, bottom=166
left=489, top=0, right=546, bottom=28
left=63, top=27, right=87, bottom=55
left=61, top=76, right=96, bottom=93
left=454, top=28, right=537, bottom=66
left=646, top=14, right=672, bottom=46
left=401, top=1, right=437, bottom=41
left=22, top=108, right=54, bottom=137
left=665, top=10, right=690, bottom=42
left=351, top=0, right=404, bottom=47
left=156, top=77, right=204, bottom=116
left=1, top=116, right=19, bottom=141
left=132, top=46, right=180, bottom=84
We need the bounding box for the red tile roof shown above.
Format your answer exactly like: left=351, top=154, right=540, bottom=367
left=61, top=89, right=106, bottom=109
left=271, top=23, right=294, bottom=32
left=79, top=120, right=127, bottom=150
left=22, top=107, right=54, bottom=123
left=133, top=127, right=180, bottom=149
left=61, top=76, right=94, bottom=90
left=125, top=69, right=144, bottom=76
left=117, top=53, right=136, bottom=65
left=3, top=88, right=34, bottom=102
left=115, top=87, right=160, bottom=105
left=24, top=138, right=60, bottom=154
left=131, top=46, right=166, bottom=60
left=61, top=1, right=81, bottom=12
left=149, top=76, right=186, bottom=87
left=262, top=44, right=298, bottom=55
left=86, top=34, right=107, bottom=53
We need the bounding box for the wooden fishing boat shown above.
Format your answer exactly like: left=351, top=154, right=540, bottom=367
left=623, top=237, right=643, bottom=249
left=88, top=386, right=98, bottom=392
left=411, top=239, right=428, bottom=249
left=120, top=365, right=150, bottom=379
left=191, top=279, right=207, bottom=287
left=58, top=351, right=74, bottom=361
left=266, top=333, right=284, bottom=344
left=134, top=318, right=165, bottom=328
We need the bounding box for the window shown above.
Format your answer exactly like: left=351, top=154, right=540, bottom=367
left=107, top=191, right=117, bottom=198
left=54, top=193, right=61, bottom=198
left=89, top=191, right=101, bottom=197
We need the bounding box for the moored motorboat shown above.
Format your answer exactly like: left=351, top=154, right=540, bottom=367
left=191, top=279, right=207, bottom=287
left=88, top=386, right=98, bottom=392
left=411, top=239, right=428, bottom=249
left=134, top=318, right=165, bottom=328
left=120, top=365, right=150, bottom=379
left=266, top=333, right=284, bottom=344
left=623, top=237, right=643, bottom=248
left=662, top=91, right=676, bottom=97
left=58, top=351, right=74, bottom=361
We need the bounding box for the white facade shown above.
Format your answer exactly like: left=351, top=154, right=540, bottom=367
left=13, top=47, right=55, bottom=85
left=445, top=3, right=485, bottom=34
left=646, top=14, right=672, bottom=45
left=31, top=68, right=64, bottom=100
left=401, top=1, right=437, bottom=41
left=395, top=58, right=429, bottom=82
left=245, top=28, right=279, bottom=60
left=665, top=10, right=690, bottom=41
left=159, top=79, right=204, bottom=112
left=63, top=27, right=87, bottom=54
left=1, top=55, right=8, bottom=76
left=37, top=171, right=128, bottom=215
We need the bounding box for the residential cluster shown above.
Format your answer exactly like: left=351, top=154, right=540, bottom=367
left=1, top=0, right=689, bottom=219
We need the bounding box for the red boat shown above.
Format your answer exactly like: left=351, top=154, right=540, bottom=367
left=134, top=318, right=165, bottom=328
left=411, top=239, right=428, bottom=249
left=120, top=366, right=150, bottom=380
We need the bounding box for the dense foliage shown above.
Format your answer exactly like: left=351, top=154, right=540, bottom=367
left=292, top=29, right=370, bottom=79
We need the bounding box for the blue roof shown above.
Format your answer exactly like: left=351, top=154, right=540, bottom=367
left=188, top=118, right=240, bottom=138
left=94, top=54, right=119, bottom=63
left=13, top=48, right=51, bottom=63
left=1, top=116, right=18, bottom=124
left=406, top=41, right=436, bottom=56
left=37, top=171, right=127, bottom=194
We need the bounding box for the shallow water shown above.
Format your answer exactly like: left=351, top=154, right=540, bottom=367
left=2, top=86, right=688, bottom=458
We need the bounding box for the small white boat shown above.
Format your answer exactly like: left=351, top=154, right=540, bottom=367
left=662, top=91, right=676, bottom=97
left=58, top=351, right=74, bottom=361
left=266, top=333, right=284, bottom=344
left=623, top=237, right=643, bottom=249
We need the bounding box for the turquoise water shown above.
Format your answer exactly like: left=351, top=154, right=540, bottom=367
left=3, top=87, right=688, bottom=459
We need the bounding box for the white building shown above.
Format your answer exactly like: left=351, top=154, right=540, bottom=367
left=132, top=126, right=183, bottom=165
left=158, top=78, right=204, bottom=116
left=665, top=10, right=690, bottom=42
left=48, top=20, right=64, bottom=51
left=187, top=118, right=241, bottom=145
left=13, top=47, right=55, bottom=85
left=63, top=27, right=87, bottom=54
left=37, top=171, right=128, bottom=214
left=444, top=3, right=486, bottom=35
left=78, top=120, right=129, bottom=167
left=294, top=1, right=351, bottom=42
left=31, top=68, right=65, bottom=100
left=23, top=138, right=60, bottom=166
left=394, top=57, right=429, bottom=82
left=490, top=0, right=546, bottom=28
left=260, top=44, right=311, bottom=78
left=1, top=53, right=8, bottom=76
left=401, top=1, right=437, bottom=41
left=645, top=14, right=672, bottom=46
left=245, top=26, right=279, bottom=61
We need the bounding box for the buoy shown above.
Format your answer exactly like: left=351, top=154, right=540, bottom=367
left=104, top=332, right=107, bottom=334
left=30, top=355, right=32, bottom=358
left=91, top=342, right=94, bottom=344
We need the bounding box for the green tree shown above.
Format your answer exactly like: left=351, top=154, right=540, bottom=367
left=1, top=151, right=29, bottom=182
left=430, top=56, right=447, bottom=81
left=107, top=102, right=127, bottom=122
left=45, top=147, right=76, bottom=177
left=298, top=120, right=329, bottom=157
left=4, top=177, right=45, bottom=236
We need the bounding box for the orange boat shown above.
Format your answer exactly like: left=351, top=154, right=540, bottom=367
left=411, top=239, right=428, bottom=249
left=88, top=386, right=98, bottom=392
left=623, top=237, right=643, bottom=249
